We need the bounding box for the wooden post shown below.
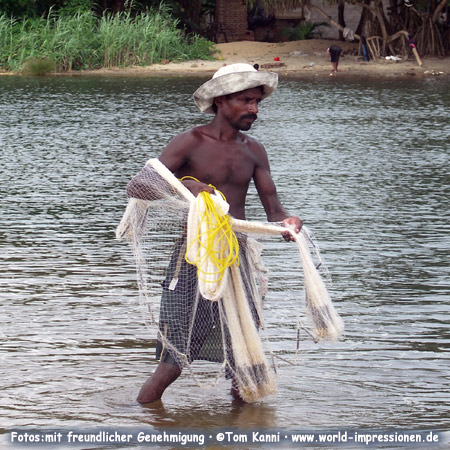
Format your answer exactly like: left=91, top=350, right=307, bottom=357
left=411, top=46, right=423, bottom=67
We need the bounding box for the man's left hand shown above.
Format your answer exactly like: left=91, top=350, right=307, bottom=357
left=282, top=216, right=303, bottom=242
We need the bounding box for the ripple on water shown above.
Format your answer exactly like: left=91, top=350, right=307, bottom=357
left=1, top=76, right=449, bottom=436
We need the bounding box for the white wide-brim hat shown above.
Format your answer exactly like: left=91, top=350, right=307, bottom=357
left=193, top=63, right=278, bottom=114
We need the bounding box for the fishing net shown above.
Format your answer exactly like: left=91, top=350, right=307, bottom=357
left=117, top=158, right=343, bottom=402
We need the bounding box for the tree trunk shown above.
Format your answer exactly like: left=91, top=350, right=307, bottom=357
left=338, top=0, right=346, bottom=41
left=373, top=0, right=389, bottom=55
left=177, top=0, right=204, bottom=31
left=309, top=3, right=361, bottom=41
left=432, top=0, right=448, bottom=23
left=355, top=0, right=372, bottom=37
left=387, top=0, right=404, bottom=31
left=354, top=0, right=389, bottom=55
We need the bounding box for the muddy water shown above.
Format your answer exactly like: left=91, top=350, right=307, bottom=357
left=0, top=75, right=449, bottom=448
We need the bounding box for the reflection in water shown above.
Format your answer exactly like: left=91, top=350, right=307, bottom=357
left=0, top=75, right=449, bottom=447
left=137, top=397, right=277, bottom=429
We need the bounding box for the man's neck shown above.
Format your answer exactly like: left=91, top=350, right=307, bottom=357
left=207, top=116, right=241, bottom=143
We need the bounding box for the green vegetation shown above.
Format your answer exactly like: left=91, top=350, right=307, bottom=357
left=22, top=57, right=57, bottom=75
left=0, top=4, right=215, bottom=73
left=281, top=22, right=330, bottom=41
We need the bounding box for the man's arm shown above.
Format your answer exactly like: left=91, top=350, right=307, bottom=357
left=252, top=142, right=302, bottom=238
left=127, top=129, right=213, bottom=199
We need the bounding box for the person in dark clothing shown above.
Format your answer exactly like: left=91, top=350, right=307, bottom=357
left=328, top=45, right=342, bottom=74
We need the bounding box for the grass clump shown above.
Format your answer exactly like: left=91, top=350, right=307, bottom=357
left=98, top=4, right=214, bottom=67
left=0, top=9, right=101, bottom=72
left=22, top=57, right=56, bottom=75
left=0, top=3, right=214, bottom=73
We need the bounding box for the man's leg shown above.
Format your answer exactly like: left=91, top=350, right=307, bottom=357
left=136, top=361, right=181, bottom=404
left=230, top=378, right=245, bottom=403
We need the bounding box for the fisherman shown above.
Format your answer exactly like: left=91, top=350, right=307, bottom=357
left=127, top=63, right=302, bottom=404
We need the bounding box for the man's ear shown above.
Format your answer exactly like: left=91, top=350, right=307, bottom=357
left=214, top=95, right=225, bottom=109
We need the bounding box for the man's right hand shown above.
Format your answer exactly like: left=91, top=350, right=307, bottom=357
left=181, top=179, right=215, bottom=197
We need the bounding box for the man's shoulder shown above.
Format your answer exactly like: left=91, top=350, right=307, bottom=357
left=167, top=126, right=204, bottom=148
left=239, top=131, right=265, bottom=152
left=174, top=125, right=208, bottom=141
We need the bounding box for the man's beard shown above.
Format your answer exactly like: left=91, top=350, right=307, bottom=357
left=236, top=113, right=257, bottom=131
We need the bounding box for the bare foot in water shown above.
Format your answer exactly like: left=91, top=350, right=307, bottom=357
left=230, top=380, right=246, bottom=404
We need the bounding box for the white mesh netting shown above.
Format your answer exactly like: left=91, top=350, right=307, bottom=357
left=117, top=158, right=343, bottom=402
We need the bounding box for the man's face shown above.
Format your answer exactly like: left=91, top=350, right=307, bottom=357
left=219, top=87, right=263, bottom=131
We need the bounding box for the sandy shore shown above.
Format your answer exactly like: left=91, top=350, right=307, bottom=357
left=3, top=39, right=448, bottom=79
left=82, top=39, right=449, bottom=80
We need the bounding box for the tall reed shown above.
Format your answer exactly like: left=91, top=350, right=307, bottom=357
left=0, top=4, right=214, bottom=73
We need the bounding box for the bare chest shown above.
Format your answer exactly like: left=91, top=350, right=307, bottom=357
left=180, top=142, right=257, bottom=189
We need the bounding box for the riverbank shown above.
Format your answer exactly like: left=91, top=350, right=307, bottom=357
left=78, top=40, right=449, bottom=79
left=1, top=39, right=448, bottom=79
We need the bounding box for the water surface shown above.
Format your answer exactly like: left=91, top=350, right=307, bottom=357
left=1, top=75, right=449, bottom=448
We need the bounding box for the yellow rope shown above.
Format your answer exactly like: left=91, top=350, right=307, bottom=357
left=183, top=183, right=240, bottom=284
left=180, top=175, right=202, bottom=183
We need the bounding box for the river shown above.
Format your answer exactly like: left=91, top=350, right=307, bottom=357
left=0, top=74, right=449, bottom=449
